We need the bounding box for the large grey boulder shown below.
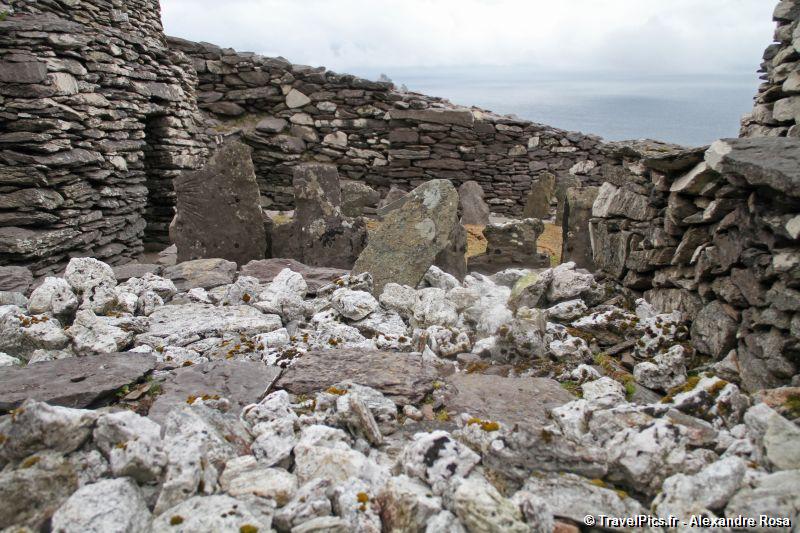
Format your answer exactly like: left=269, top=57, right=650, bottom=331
left=561, top=186, right=599, bottom=270
left=171, top=140, right=266, bottom=265
left=148, top=360, right=281, bottom=424
left=0, top=353, right=156, bottom=411
left=468, top=218, right=550, bottom=274
left=274, top=349, right=438, bottom=405
left=163, top=258, right=237, bottom=291
left=444, top=374, right=573, bottom=427
left=523, top=172, right=556, bottom=220
left=353, top=179, right=459, bottom=295
left=458, top=181, right=490, bottom=225
left=51, top=478, right=151, bottom=533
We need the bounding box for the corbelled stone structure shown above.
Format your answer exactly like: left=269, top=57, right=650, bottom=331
left=740, top=0, right=800, bottom=137
left=0, top=0, right=207, bottom=276
left=589, top=138, right=800, bottom=392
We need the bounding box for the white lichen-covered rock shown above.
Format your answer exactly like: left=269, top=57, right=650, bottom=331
left=332, top=477, right=382, bottom=532
left=652, top=456, right=747, bottom=519
left=79, top=281, right=120, bottom=315
left=450, top=477, right=529, bottom=533
left=522, top=472, right=648, bottom=528
left=274, top=478, right=333, bottom=531
left=378, top=475, right=443, bottom=532
left=93, top=410, right=166, bottom=483
left=242, top=390, right=298, bottom=429
left=634, top=345, right=688, bottom=392
left=150, top=495, right=269, bottom=533
left=292, top=516, right=350, bottom=532
left=154, top=406, right=246, bottom=513
left=0, top=351, right=22, bottom=366
left=510, top=490, right=554, bottom=533
left=67, top=310, right=133, bottom=355
left=331, top=288, right=379, bottom=320
left=50, top=478, right=151, bottom=533
left=293, top=425, right=385, bottom=486
left=0, top=400, right=97, bottom=461
left=379, top=283, right=418, bottom=318
left=268, top=268, right=308, bottom=298
left=140, top=272, right=177, bottom=299
left=251, top=417, right=297, bottom=468
left=352, top=309, right=410, bottom=350
left=744, top=403, right=800, bottom=471
left=634, top=310, right=684, bottom=359
left=546, top=299, right=588, bottom=321
left=218, top=276, right=261, bottom=307
left=423, top=265, right=460, bottom=291
left=547, top=262, right=595, bottom=303
left=670, top=374, right=750, bottom=427
left=20, top=315, right=70, bottom=352
left=724, top=470, right=800, bottom=532
left=28, top=277, right=78, bottom=316
left=425, top=510, right=467, bottom=533
left=400, top=431, right=480, bottom=495
left=225, top=465, right=298, bottom=506
left=137, top=290, right=164, bottom=316
left=412, top=288, right=458, bottom=328
left=64, top=257, right=116, bottom=294
left=581, top=377, right=627, bottom=409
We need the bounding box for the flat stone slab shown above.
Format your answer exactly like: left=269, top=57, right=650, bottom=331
left=0, top=353, right=156, bottom=411
left=163, top=258, right=237, bottom=291
left=148, top=360, right=281, bottom=424
left=273, top=349, right=438, bottom=406
left=112, top=262, right=162, bottom=282
left=241, top=258, right=347, bottom=294
left=707, top=137, right=800, bottom=198
left=443, top=373, right=574, bottom=427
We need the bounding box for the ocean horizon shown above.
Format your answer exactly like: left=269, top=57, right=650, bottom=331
left=350, top=66, right=761, bottom=148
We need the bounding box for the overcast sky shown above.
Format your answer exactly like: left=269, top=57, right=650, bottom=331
left=161, top=0, right=775, bottom=76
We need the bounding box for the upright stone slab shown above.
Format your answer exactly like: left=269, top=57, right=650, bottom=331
left=561, top=186, right=599, bottom=270
left=523, top=172, right=556, bottom=220
left=353, top=179, right=458, bottom=295
left=458, top=181, right=490, bottom=225
left=434, top=222, right=468, bottom=281
left=291, top=163, right=367, bottom=269
left=171, top=140, right=266, bottom=265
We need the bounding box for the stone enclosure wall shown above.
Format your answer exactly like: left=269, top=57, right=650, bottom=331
left=0, top=0, right=207, bottom=276
left=588, top=137, right=800, bottom=392
left=167, top=37, right=609, bottom=216
left=740, top=0, right=800, bottom=137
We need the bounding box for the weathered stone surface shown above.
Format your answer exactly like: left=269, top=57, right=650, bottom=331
left=604, top=140, right=705, bottom=173
left=0, top=266, right=34, bottom=294
left=458, top=181, right=490, bottom=225
left=690, top=300, right=738, bottom=358
left=163, top=258, right=237, bottom=291
left=434, top=222, right=468, bottom=281
left=444, top=374, right=573, bottom=427
left=389, top=108, right=475, bottom=127
left=561, top=186, right=599, bottom=270
left=274, top=349, right=437, bottom=405
left=0, top=353, right=156, bottom=411
left=469, top=218, right=550, bottom=274
left=171, top=140, right=266, bottom=265
left=112, top=263, right=162, bottom=282
left=241, top=258, right=347, bottom=293
left=523, top=172, right=556, bottom=219
left=707, top=138, right=800, bottom=197
left=149, top=360, right=281, bottom=423
left=592, top=182, right=653, bottom=221
left=290, top=163, right=367, bottom=269
left=50, top=478, right=151, bottom=533
left=341, top=180, right=380, bottom=217
left=353, top=179, right=458, bottom=295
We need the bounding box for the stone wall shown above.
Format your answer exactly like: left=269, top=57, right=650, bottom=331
left=588, top=137, right=800, bottom=392
left=0, top=0, right=207, bottom=276
left=167, top=37, right=609, bottom=216
left=740, top=0, right=800, bottom=137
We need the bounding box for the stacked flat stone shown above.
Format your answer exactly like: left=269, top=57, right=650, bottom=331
left=740, top=0, right=800, bottom=137
left=167, top=37, right=609, bottom=217
left=0, top=0, right=208, bottom=276
left=587, top=137, right=800, bottom=392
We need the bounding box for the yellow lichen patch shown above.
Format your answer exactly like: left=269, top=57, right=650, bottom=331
left=661, top=375, right=702, bottom=403
left=239, top=525, right=259, bottom=533
left=615, top=489, right=629, bottom=500
left=465, top=361, right=490, bottom=374
left=326, top=386, right=347, bottom=396
left=21, top=456, right=40, bottom=469
left=705, top=379, right=729, bottom=397
left=356, top=492, right=370, bottom=504
left=432, top=381, right=444, bottom=390
left=115, top=442, right=128, bottom=451
left=589, top=478, right=608, bottom=488
left=242, top=293, right=252, bottom=303
left=170, top=515, right=184, bottom=526
left=785, top=395, right=800, bottom=418
left=466, top=417, right=500, bottom=432
left=435, top=409, right=451, bottom=422
left=182, top=361, right=194, bottom=367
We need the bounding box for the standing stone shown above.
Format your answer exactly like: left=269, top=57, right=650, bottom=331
left=171, top=140, right=266, bottom=265
left=341, top=181, right=380, bottom=217
left=555, top=174, right=581, bottom=224
left=353, top=179, right=458, bottom=295
left=468, top=218, right=550, bottom=274
left=434, top=222, right=468, bottom=281
left=524, top=172, right=556, bottom=220
left=458, top=181, right=490, bottom=226
left=291, top=163, right=367, bottom=269
left=378, top=187, right=407, bottom=211
left=561, top=187, right=599, bottom=270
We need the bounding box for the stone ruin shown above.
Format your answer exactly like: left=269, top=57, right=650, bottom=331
left=0, top=0, right=799, bottom=531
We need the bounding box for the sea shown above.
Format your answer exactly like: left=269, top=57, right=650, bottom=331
left=351, top=66, right=761, bottom=148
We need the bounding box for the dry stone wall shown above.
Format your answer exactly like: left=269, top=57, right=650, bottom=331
left=589, top=137, right=800, bottom=392
left=740, top=0, right=800, bottom=137
left=0, top=0, right=207, bottom=276
left=167, top=37, right=609, bottom=216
